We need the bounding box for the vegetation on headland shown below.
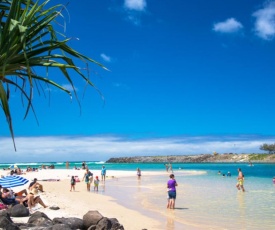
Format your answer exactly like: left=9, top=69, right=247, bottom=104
left=106, top=153, right=275, bottom=163
left=259, top=143, right=275, bottom=154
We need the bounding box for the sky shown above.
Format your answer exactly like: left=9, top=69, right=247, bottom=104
left=1, top=0, right=275, bottom=162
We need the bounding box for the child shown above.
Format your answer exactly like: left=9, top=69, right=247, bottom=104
left=70, top=176, right=76, bottom=191
left=166, top=188, right=170, bottom=208
left=94, top=176, right=99, bottom=192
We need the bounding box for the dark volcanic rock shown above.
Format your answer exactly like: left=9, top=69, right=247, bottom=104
left=83, top=210, right=103, bottom=229
left=0, top=215, right=20, bottom=230
left=9, top=204, right=30, bottom=217
left=96, top=217, right=112, bottom=230
left=53, top=217, right=84, bottom=229
left=28, top=211, right=53, bottom=227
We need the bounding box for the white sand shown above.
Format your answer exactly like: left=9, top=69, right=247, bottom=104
left=1, top=169, right=168, bottom=230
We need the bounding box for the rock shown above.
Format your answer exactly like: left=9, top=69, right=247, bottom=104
left=53, top=217, right=84, bottom=229
left=0, top=215, right=20, bottom=230
left=83, top=211, right=103, bottom=229
left=109, top=218, right=124, bottom=230
left=87, top=226, right=96, bottom=230
left=0, top=210, right=125, bottom=230
left=0, top=209, right=13, bottom=222
left=95, top=217, right=111, bottom=230
left=16, top=224, right=50, bottom=230
left=9, top=204, right=30, bottom=217
left=52, top=223, right=72, bottom=230
left=27, top=211, right=53, bottom=227
left=49, top=205, right=60, bottom=210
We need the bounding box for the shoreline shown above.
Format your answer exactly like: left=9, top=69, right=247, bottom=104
left=1, top=169, right=188, bottom=230
left=1, top=165, right=274, bottom=229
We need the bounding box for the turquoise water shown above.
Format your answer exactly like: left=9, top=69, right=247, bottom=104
left=1, top=161, right=274, bottom=179
left=103, top=170, right=275, bottom=229
left=1, top=161, right=274, bottom=229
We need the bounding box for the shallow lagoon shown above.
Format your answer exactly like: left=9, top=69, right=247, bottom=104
left=104, top=168, right=275, bottom=229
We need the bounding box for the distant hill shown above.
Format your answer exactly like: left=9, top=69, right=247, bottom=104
left=106, top=153, right=275, bottom=163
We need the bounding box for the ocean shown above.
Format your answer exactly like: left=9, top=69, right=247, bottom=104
left=1, top=161, right=274, bottom=178
left=1, top=161, right=275, bottom=229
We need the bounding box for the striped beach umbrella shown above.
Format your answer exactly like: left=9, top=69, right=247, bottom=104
left=0, top=175, right=29, bottom=188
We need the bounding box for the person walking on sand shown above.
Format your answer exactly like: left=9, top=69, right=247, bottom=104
left=94, top=176, right=100, bottom=192
left=101, top=165, right=106, bottom=181
left=70, top=176, right=76, bottom=191
left=82, top=168, right=93, bottom=191
left=167, top=174, right=178, bottom=209
left=137, top=168, right=141, bottom=179
left=236, top=168, right=245, bottom=192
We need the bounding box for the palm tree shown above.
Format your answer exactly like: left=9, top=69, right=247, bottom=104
left=0, top=0, right=107, bottom=149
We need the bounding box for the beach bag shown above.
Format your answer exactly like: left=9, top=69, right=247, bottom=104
left=0, top=203, right=8, bottom=210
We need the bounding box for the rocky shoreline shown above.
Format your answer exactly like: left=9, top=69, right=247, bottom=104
left=106, top=153, right=275, bottom=163
left=0, top=205, right=125, bottom=230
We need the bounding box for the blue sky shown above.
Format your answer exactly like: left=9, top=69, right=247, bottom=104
left=2, top=0, right=275, bottom=162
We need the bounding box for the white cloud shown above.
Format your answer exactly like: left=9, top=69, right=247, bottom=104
left=253, top=1, right=275, bottom=40
left=0, top=135, right=271, bottom=163
left=123, top=0, right=147, bottom=25
left=100, top=53, right=111, bottom=62
left=61, top=84, right=78, bottom=92
left=213, top=18, right=243, bottom=33
left=124, top=0, right=146, bottom=11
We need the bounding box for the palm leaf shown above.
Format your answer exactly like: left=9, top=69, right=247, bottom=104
left=0, top=0, right=108, bottom=150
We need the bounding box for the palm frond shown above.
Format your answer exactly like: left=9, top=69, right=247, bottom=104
left=0, top=0, right=108, bottom=149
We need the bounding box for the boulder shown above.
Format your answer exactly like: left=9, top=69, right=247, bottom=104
left=27, top=211, right=53, bottom=227
left=0, top=209, right=13, bottom=222
left=95, top=217, right=112, bottom=230
left=109, top=218, right=124, bottom=230
left=9, top=204, right=30, bottom=217
left=83, top=211, right=103, bottom=229
left=53, top=217, right=84, bottom=229
left=0, top=215, right=20, bottom=230
left=15, top=224, right=51, bottom=230
left=52, top=223, right=72, bottom=230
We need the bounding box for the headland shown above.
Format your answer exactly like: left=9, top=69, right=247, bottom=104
left=106, top=153, right=275, bottom=163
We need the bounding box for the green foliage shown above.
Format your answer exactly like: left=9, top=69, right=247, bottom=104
left=0, top=0, right=107, bottom=149
left=249, top=154, right=269, bottom=161
left=259, top=143, right=275, bottom=154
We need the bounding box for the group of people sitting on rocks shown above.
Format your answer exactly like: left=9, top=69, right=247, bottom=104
left=0, top=178, right=47, bottom=213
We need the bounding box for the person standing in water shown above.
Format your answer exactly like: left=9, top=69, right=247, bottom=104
left=167, top=174, right=178, bottom=209
left=236, top=168, right=245, bottom=192
left=82, top=168, right=93, bottom=191
left=101, top=165, right=106, bottom=182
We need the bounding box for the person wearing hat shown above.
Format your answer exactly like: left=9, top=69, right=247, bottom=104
left=94, top=176, right=100, bottom=192
left=28, top=178, right=44, bottom=192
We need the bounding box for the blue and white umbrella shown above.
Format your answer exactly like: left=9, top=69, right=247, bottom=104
left=0, top=175, right=29, bottom=188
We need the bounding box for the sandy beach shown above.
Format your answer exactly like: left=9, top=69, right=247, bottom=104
left=1, top=169, right=169, bottom=230
left=1, top=166, right=275, bottom=230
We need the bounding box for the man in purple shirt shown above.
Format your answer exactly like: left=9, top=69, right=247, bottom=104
left=167, top=174, right=178, bottom=209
